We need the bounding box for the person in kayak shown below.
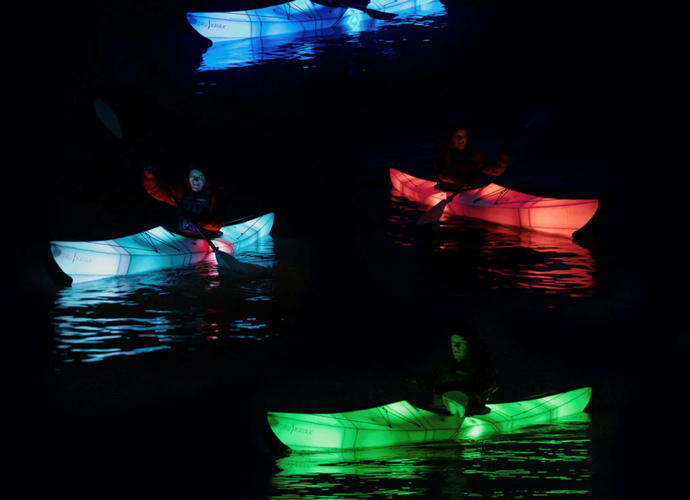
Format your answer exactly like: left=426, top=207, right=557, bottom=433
left=141, top=163, right=227, bottom=237
left=408, top=326, right=498, bottom=416
left=433, top=121, right=512, bottom=189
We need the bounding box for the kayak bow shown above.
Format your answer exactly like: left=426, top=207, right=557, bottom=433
left=50, top=213, right=274, bottom=284
left=390, top=167, right=599, bottom=237
left=267, top=386, right=592, bottom=451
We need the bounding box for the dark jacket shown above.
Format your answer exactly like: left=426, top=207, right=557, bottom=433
left=421, top=354, right=497, bottom=399
left=433, top=145, right=509, bottom=188
left=409, top=343, right=498, bottom=415
left=141, top=171, right=225, bottom=233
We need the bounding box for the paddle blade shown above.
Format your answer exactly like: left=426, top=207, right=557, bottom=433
left=364, top=7, right=397, bottom=20
left=417, top=199, right=449, bottom=225
left=215, top=250, right=248, bottom=275
left=93, top=98, right=123, bottom=139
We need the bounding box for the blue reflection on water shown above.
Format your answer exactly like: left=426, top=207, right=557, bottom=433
left=192, top=0, right=447, bottom=71
left=51, top=236, right=281, bottom=363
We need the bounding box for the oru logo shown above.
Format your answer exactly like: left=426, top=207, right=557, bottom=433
left=61, top=252, right=93, bottom=264
left=190, top=17, right=228, bottom=31
left=278, top=422, right=314, bottom=436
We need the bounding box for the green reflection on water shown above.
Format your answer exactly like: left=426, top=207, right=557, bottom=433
left=269, top=416, right=592, bottom=499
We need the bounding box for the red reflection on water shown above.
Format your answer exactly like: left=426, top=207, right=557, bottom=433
left=388, top=191, right=597, bottom=296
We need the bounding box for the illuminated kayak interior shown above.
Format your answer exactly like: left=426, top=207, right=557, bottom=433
left=267, top=386, right=592, bottom=451
left=50, top=212, right=275, bottom=284
left=187, top=0, right=441, bottom=43
left=390, top=167, right=599, bottom=237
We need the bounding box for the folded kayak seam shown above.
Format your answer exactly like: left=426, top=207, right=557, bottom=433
left=390, top=167, right=598, bottom=237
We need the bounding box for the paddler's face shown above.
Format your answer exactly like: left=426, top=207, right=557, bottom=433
left=451, top=130, right=467, bottom=150
left=189, top=170, right=207, bottom=192
left=451, top=334, right=468, bottom=361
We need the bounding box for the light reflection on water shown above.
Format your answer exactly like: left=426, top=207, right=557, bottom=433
left=269, top=415, right=593, bottom=499
left=387, top=190, right=599, bottom=297
left=50, top=237, right=296, bottom=363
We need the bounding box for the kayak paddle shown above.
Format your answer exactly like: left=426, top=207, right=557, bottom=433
left=316, top=1, right=397, bottom=21
left=92, top=98, right=248, bottom=275
left=168, top=193, right=248, bottom=275
left=416, top=113, right=544, bottom=225
left=416, top=188, right=462, bottom=225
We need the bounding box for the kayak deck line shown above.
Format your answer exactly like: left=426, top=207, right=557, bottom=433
left=267, top=387, right=592, bottom=451
left=390, top=168, right=599, bottom=237
left=50, top=212, right=275, bottom=284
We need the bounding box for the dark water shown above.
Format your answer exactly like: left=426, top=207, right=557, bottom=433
left=16, top=0, right=682, bottom=498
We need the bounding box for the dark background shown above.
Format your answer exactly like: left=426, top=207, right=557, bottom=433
left=12, top=0, right=683, bottom=497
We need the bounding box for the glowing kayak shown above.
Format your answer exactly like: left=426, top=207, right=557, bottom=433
left=187, top=0, right=440, bottom=43
left=267, top=386, right=592, bottom=451
left=187, top=0, right=353, bottom=43
left=390, top=167, right=599, bottom=237
left=50, top=213, right=275, bottom=284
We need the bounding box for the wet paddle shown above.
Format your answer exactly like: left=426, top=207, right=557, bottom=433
left=167, top=194, right=248, bottom=275
left=417, top=113, right=544, bottom=225
left=92, top=98, right=248, bottom=275
left=316, top=1, right=397, bottom=21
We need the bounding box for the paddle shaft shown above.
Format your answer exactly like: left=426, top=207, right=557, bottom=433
left=93, top=98, right=247, bottom=272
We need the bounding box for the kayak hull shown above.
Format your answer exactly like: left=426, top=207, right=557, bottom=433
left=267, top=386, right=592, bottom=451
left=390, top=167, right=598, bottom=237
left=187, top=0, right=353, bottom=43
left=50, top=213, right=275, bottom=284
left=187, top=0, right=441, bottom=43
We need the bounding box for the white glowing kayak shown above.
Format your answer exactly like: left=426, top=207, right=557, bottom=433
left=390, top=167, right=599, bottom=237
left=267, top=386, right=592, bottom=451
left=50, top=213, right=275, bottom=284
left=187, top=0, right=440, bottom=43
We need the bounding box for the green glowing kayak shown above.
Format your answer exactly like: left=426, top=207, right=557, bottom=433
left=267, top=386, right=592, bottom=451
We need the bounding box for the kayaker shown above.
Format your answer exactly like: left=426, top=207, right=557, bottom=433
left=408, top=327, right=498, bottom=416
left=141, top=163, right=227, bottom=237
left=433, top=121, right=512, bottom=189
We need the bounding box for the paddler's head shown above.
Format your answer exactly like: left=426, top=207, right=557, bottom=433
left=441, top=120, right=468, bottom=151
left=188, top=163, right=208, bottom=192
left=450, top=334, right=469, bottom=361
left=451, top=128, right=468, bottom=151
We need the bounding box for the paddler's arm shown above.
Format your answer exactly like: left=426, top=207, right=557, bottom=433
left=141, top=168, right=182, bottom=207
left=476, top=139, right=511, bottom=176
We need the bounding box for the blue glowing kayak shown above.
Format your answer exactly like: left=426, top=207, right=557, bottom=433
left=187, top=0, right=442, bottom=43
left=267, top=386, right=592, bottom=451
left=50, top=213, right=275, bottom=284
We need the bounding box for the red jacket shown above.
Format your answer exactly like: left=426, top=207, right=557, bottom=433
left=141, top=171, right=225, bottom=232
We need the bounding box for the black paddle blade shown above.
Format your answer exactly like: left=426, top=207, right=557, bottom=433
left=216, top=250, right=249, bottom=275
left=364, top=7, right=397, bottom=20
left=93, top=98, right=123, bottom=139
left=417, top=199, right=450, bottom=225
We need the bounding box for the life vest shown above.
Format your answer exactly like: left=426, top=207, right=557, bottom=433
left=176, top=188, right=213, bottom=233
left=434, top=147, right=484, bottom=188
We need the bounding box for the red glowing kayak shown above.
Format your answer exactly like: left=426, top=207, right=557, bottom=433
left=267, top=386, right=592, bottom=451
left=390, top=167, right=599, bottom=237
